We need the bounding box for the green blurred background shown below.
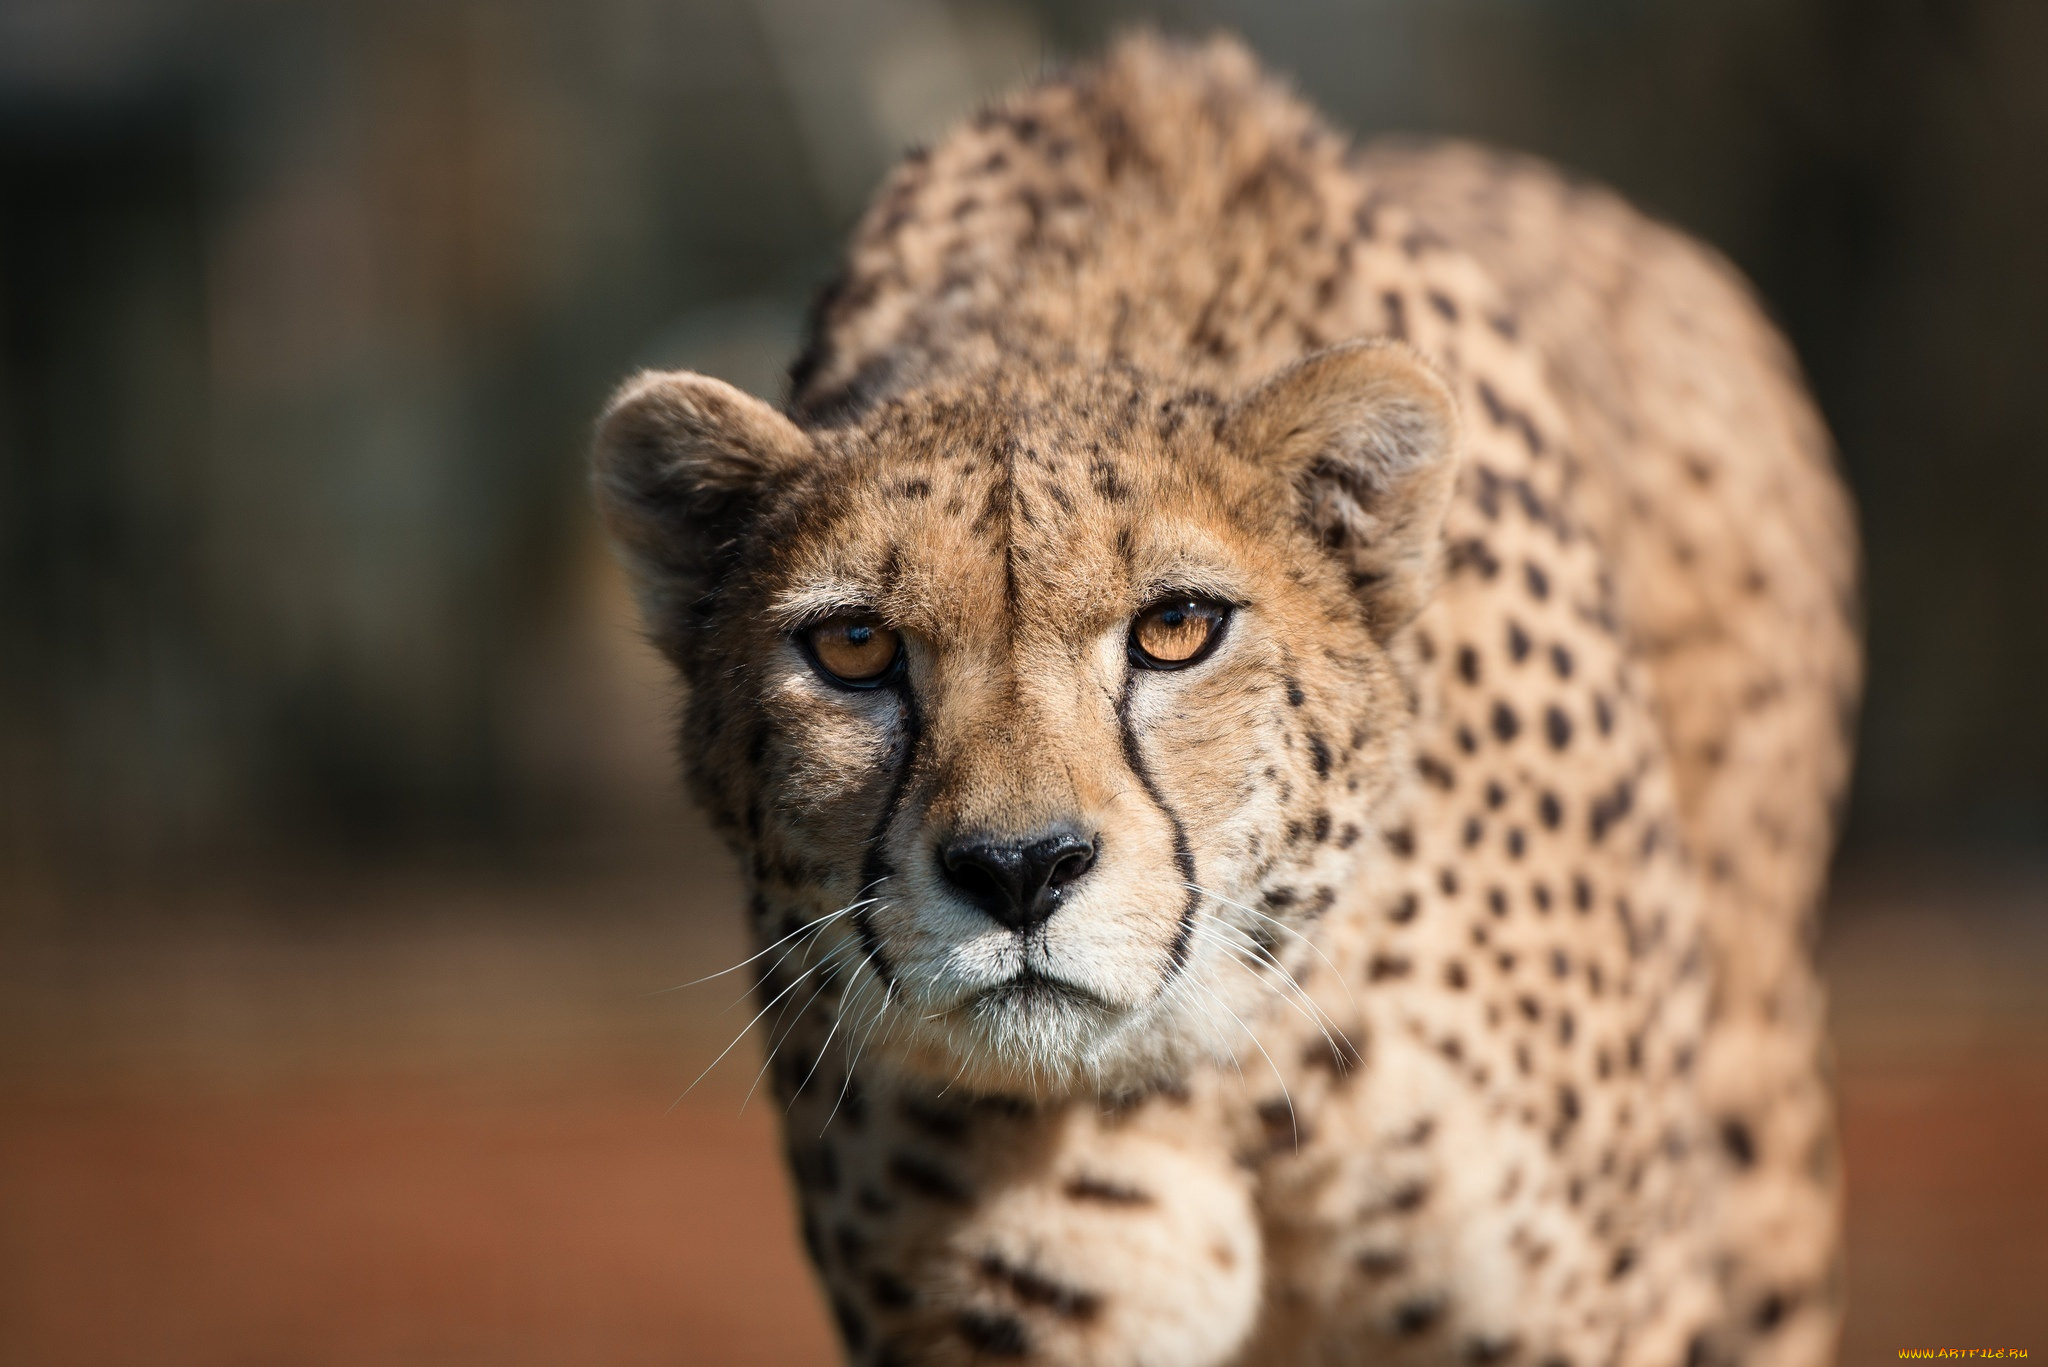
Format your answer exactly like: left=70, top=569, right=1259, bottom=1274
left=1, top=1, right=2043, bottom=1363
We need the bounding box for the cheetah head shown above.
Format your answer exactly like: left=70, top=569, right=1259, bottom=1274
left=594, top=342, right=1459, bottom=1095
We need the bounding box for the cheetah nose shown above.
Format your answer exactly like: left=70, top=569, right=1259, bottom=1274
left=938, top=828, right=1097, bottom=933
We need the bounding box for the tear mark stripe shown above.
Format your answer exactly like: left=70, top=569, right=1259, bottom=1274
left=1116, top=667, right=1200, bottom=975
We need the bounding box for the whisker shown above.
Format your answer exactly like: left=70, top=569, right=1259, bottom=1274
left=1163, top=968, right=1246, bottom=1085
left=786, top=957, right=870, bottom=1114
left=1190, top=923, right=1353, bottom=1070
left=1184, top=882, right=1354, bottom=1007
left=740, top=938, right=858, bottom=1115
left=1190, top=916, right=1349, bottom=1039
left=818, top=977, right=889, bottom=1136
left=669, top=938, right=852, bottom=1110
left=1190, top=975, right=1298, bottom=1149
left=668, top=880, right=889, bottom=991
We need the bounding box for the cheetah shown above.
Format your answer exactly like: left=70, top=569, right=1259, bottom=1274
left=592, top=33, right=1858, bottom=1367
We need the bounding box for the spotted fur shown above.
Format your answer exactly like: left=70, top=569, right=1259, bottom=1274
left=593, top=33, right=1857, bottom=1367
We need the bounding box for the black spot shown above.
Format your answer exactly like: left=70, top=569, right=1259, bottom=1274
left=1538, top=792, right=1562, bottom=829
left=1466, top=1335, right=1520, bottom=1364
left=957, top=1311, right=1029, bottom=1357
left=1309, top=734, right=1333, bottom=777
left=1285, top=677, right=1306, bottom=707
left=1307, top=1028, right=1365, bottom=1075
left=1593, top=694, right=1614, bottom=736
left=1381, top=289, right=1408, bottom=339
left=1506, top=620, right=1531, bottom=662
left=1491, top=702, right=1520, bottom=743
left=871, top=1270, right=914, bottom=1308
left=1256, top=1097, right=1300, bottom=1147
left=1608, top=1247, right=1636, bottom=1280
left=1589, top=778, right=1634, bottom=842
left=1338, top=823, right=1362, bottom=848
left=1439, top=867, right=1460, bottom=896
left=1484, top=780, right=1506, bottom=810
left=1720, top=1117, right=1757, bottom=1168
left=1754, top=1292, right=1790, bottom=1333
left=1477, top=378, right=1509, bottom=426
left=1368, top=954, right=1412, bottom=982
left=979, top=1254, right=1101, bottom=1321
left=1444, top=961, right=1468, bottom=990
left=1572, top=875, right=1593, bottom=912
left=1389, top=892, right=1420, bottom=924
left=1523, top=561, right=1550, bottom=600
left=1487, top=887, right=1507, bottom=917
left=1532, top=881, right=1552, bottom=911
left=834, top=1223, right=868, bottom=1266
left=1506, top=828, right=1525, bottom=859
left=1549, top=643, right=1573, bottom=678
left=1312, top=809, right=1333, bottom=843
left=899, top=1098, right=971, bottom=1143
left=1386, top=826, right=1416, bottom=858
left=1448, top=537, right=1502, bottom=579
left=888, top=1153, right=969, bottom=1204
left=1455, top=724, right=1479, bottom=754
left=1457, top=645, right=1481, bottom=685
left=1393, top=1297, right=1444, bottom=1336
left=1358, top=1249, right=1407, bottom=1277
left=1463, top=816, right=1485, bottom=847
left=1427, top=290, right=1459, bottom=322
left=1544, top=706, right=1572, bottom=750
left=1090, top=458, right=1130, bottom=502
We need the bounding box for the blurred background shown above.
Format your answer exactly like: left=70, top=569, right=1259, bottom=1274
left=1, top=0, right=2042, bottom=1361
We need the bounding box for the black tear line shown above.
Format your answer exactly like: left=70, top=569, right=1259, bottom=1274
left=854, top=680, right=924, bottom=997
left=1115, top=669, right=1200, bottom=978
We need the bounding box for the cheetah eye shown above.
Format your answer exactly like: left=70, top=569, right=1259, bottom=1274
left=802, top=614, right=903, bottom=688
left=1129, top=596, right=1231, bottom=670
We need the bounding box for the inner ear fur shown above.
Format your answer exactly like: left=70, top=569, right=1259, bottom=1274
left=1224, top=340, right=1462, bottom=634
left=591, top=369, right=813, bottom=650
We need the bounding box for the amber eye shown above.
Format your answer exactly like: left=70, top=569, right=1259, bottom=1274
left=803, top=615, right=902, bottom=687
left=1130, top=597, right=1231, bottom=669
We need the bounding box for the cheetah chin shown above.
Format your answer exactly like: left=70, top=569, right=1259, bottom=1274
left=593, top=31, right=1859, bottom=1367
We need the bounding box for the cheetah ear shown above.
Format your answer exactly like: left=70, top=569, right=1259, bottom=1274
left=592, top=370, right=814, bottom=652
left=1225, top=340, right=1462, bottom=635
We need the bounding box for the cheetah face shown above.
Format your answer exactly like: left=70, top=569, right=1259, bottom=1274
left=595, top=342, right=1459, bottom=1094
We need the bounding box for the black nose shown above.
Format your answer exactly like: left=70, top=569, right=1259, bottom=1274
left=938, top=828, right=1097, bottom=933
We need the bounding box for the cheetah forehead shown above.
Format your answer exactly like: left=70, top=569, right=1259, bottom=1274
left=753, top=373, right=1322, bottom=642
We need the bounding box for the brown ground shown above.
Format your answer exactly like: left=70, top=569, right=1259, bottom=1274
left=1, top=844, right=2042, bottom=1364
